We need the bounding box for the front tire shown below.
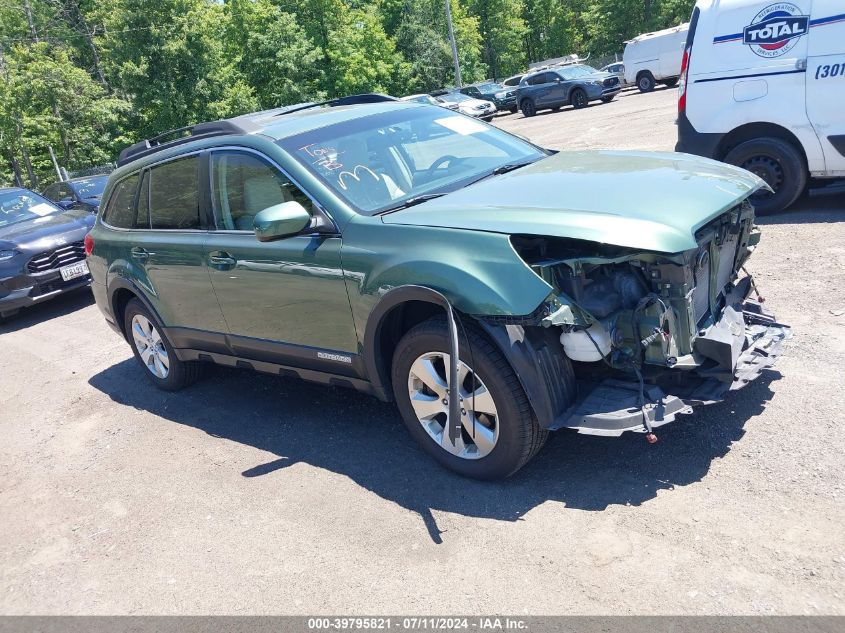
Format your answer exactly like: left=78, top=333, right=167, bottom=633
left=391, top=318, right=547, bottom=479
left=723, top=137, right=807, bottom=214
left=520, top=99, right=536, bottom=118
left=570, top=88, right=588, bottom=109
left=601, top=95, right=615, bottom=103
left=637, top=72, right=655, bottom=92
left=123, top=298, right=203, bottom=391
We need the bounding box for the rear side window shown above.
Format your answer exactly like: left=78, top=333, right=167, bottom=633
left=148, top=156, right=201, bottom=230
left=103, top=174, right=140, bottom=229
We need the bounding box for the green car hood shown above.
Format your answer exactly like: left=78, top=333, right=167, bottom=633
left=382, top=150, right=768, bottom=253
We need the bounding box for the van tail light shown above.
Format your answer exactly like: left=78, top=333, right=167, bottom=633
left=678, top=46, right=690, bottom=114
left=84, top=233, right=94, bottom=257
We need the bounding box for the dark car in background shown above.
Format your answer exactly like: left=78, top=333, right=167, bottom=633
left=459, top=82, right=517, bottom=113
left=516, top=65, right=621, bottom=117
left=42, top=175, right=109, bottom=214
left=0, top=188, right=94, bottom=318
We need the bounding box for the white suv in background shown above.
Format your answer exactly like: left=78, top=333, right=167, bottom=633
left=623, top=23, right=689, bottom=92
left=676, top=0, right=845, bottom=214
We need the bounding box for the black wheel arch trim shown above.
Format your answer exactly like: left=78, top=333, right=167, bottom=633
left=364, top=285, right=462, bottom=440
left=475, top=321, right=576, bottom=429
left=107, top=276, right=166, bottom=344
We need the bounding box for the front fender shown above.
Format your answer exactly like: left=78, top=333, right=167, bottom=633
left=342, top=220, right=552, bottom=332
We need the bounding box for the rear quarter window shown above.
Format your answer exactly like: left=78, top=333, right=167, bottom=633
left=103, top=174, right=140, bottom=229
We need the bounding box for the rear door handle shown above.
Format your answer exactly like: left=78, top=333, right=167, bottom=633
left=130, top=247, right=154, bottom=261
left=208, top=251, right=236, bottom=270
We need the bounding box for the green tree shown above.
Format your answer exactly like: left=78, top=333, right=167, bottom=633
left=96, top=0, right=257, bottom=137
left=470, top=0, right=528, bottom=79
left=0, top=42, right=129, bottom=188
left=227, top=0, right=326, bottom=108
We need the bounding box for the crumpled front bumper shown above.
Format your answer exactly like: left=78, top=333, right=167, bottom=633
left=553, top=299, right=791, bottom=436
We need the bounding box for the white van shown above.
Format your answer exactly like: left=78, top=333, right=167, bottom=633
left=676, top=0, right=845, bottom=214
left=623, top=23, right=690, bottom=92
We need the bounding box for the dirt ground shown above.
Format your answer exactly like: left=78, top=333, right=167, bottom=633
left=1, top=86, right=844, bottom=615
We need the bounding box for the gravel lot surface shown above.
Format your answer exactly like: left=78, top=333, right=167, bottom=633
left=1, top=87, right=844, bottom=615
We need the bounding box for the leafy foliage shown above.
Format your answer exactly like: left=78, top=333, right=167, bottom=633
left=0, top=0, right=695, bottom=188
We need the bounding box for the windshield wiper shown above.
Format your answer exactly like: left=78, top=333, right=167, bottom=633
left=467, top=159, right=537, bottom=186
left=379, top=193, right=447, bottom=214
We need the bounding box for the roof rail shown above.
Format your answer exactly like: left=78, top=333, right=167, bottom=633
left=117, top=120, right=246, bottom=167
left=116, top=93, right=400, bottom=168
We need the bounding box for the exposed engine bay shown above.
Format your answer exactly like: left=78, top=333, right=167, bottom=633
left=505, top=201, right=791, bottom=436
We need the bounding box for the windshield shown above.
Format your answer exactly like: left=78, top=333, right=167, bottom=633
left=278, top=106, right=545, bottom=215
left=0, top=190, right=61, bottom=227
left=71, top=177, right=108, bottom=199
left=476, top=83, right=502, bottom=92
left=560, top=65, right=600, bottom=79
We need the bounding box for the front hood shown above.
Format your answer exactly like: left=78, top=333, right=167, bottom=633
left=382, top=150, right=768, bottom=253
left=0, top=209, right=94, bottom=248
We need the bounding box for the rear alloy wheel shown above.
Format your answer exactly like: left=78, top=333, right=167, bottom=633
left=520, top=99, right=536, bottom=117
left=123, top=298, right=203, bottom=391
left=571, top=88, right=588, bottom=109
left=723, top=137, right=807, bottom=215
left=637, top=72, right=655, bottom=92
left=391, top=318, right=547, bottom=479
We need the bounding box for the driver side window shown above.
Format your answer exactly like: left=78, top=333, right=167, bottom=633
left=211, top=152, right=313, bottom=231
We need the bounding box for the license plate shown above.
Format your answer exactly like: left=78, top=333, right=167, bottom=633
left=60, top=260, right=89, bottom=281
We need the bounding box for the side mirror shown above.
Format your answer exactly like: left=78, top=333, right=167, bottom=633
left=253, top=201, right=312, bottom=242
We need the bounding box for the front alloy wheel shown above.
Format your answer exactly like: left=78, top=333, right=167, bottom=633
left=407, top=352, right=499, bottom=459
left=391, top=317, right=551, bottom=479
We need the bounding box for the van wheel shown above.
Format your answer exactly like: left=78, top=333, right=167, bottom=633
left=391, top=318, right=548, bottom=480
left=724, top=137, right=807, bottom=215
left=570, top=88, right=588, bottom=109
left=637, top=72, right=655, bottom=92
left=520, top=99, right=537, bottom=117
left=663, top=78, right=678, bottom=88
left=123, top=298, right=203, bottom=391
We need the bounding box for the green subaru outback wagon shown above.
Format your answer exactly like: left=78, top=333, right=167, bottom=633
left=87, top=94, right=790, bottom=479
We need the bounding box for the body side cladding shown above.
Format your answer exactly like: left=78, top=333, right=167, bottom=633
left=475, top=320, right=576, bottom=429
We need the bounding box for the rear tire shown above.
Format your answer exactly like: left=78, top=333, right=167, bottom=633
left=723, top=137, right=807, bottom=215
left=520, top=99, right=537, bottom=117
left=123, top=298, right=203, bottom=391
left=637, top=72, right=655, bottom=92
left=391, top=318, right=547, bottom=480
left=570, top=88, right=588, bottom=109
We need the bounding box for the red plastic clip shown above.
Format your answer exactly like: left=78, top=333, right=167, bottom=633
left=646, top=433, right=658, bottom=444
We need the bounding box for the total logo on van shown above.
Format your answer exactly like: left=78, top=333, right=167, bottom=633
left=742, top=3, right=810, bottom=58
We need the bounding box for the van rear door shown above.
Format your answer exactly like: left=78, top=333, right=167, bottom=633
left=658, top=27, right=688, bottom=79
left=806, top=0, right=845, bottom=174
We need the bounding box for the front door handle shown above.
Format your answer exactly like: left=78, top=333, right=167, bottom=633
left=130, top=247, right=154, bottom=261
left=209, top=251, right=236, bottom=270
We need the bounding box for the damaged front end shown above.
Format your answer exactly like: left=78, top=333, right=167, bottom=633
left=507, top=200, right=791, bottom=436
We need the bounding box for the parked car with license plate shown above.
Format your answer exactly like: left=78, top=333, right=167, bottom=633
left=87, top=94, right=790, bottom=479
left=459, top=82, right=518, bottom=113
left=0, top=187, right=94, bottom=319
left=600, top=62, right=632, bottom=88
left=435, top=92, right=496, bottom=120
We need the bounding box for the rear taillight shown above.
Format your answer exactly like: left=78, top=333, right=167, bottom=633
left=678, top=47, right=690, bottom=114
left=84, top=233, right=94, bottom=257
